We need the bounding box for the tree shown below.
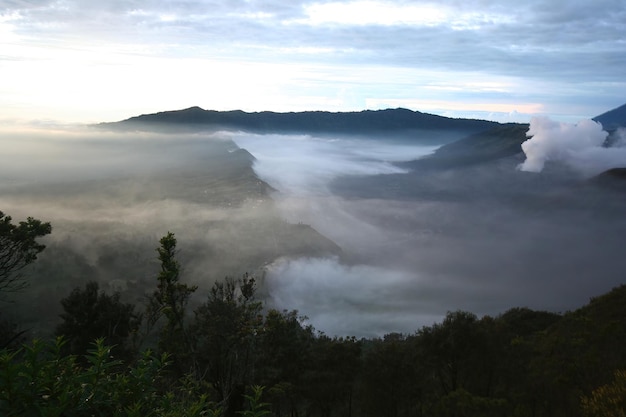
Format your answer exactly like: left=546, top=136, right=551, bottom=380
left=256, top=309, right=315, bottom=417
left=146, top=232, right=197, bottom=366
left=0, top=210, right=51, bottom=294
left=358, top=333, right=416, bottom=417
left=191, top=274, right=263, bottom=417
left=581, top=369, right=626, bottom=417
left=304, top=334, right=362, bottom=417
left=55, top=281, right=140, bottom=360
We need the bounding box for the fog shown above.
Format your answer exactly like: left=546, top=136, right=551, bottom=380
left=0, top=126, right=339, bottom=334
left=231, top=128, right=626, bottom=337
left=2, top=124, right=625, bottom=338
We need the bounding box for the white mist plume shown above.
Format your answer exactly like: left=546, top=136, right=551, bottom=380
left=518, top=116, right=626, bottom=176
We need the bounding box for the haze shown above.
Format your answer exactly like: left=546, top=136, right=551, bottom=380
left=239, top=124, right=626, bottom=336
left=3, top=120, right=624, bottom=338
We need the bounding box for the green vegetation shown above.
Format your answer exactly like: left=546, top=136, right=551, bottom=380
left=1, top=210, right=625, bottom=416
left=0, top=210, right=51, bottom=294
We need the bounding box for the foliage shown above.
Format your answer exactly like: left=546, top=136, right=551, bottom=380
left=256, top=309, right=315, bottom=417
left=304, top=334, right=361, bottom=417
left=359, top=333, right=417, bottom=417
left=0, top=315, right=26, bottom=350
left=0, top=210, right=51, bottom=293
left=191, top=274, right=263, bottom=417
left=4, top=230, right=626, bottom=417
left=0, top=338, right=212, bottom=417
left=146, top=232, right=197, bottom=368
left=240, top=385, right=272, bottom=417
left=55, top=281, right=141, bottom=359
left=581, top=369, right=626, bottom=417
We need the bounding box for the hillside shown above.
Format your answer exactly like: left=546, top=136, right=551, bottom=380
left=593, top=102, right=626, bottom=131
left=98, top=106, right=499, bottom=138
left=2, top=136, right=342, bottom=335
left=407, top=122, right=529, bottom=169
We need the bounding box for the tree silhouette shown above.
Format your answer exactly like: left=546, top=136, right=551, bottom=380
left=55, top=281, right=140, bottom=360
left=0, top=210, right=51, bottom=293
left=146, top=232, right=197, bottom=370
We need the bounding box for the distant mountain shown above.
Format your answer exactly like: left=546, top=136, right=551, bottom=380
left=98, top=106, right=499, bottom=137
left=593, top=102, right=626, bottom=131
left=589, top=167, right=626, bottom=190
left=405, top=123, right=529, bottom=169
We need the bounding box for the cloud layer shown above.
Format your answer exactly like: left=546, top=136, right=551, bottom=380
left=1, top=0, right=625, bottom=123
left=238, top=131, right=626, bottom=337
left=3, top=125, right=626, bottom=337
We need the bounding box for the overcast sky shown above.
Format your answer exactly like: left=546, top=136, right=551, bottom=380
left=1, top=0, right=625, bottom=124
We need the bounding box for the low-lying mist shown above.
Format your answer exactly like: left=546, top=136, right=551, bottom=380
left=0, top=126, right=339, bottom=335
left=2, top=123, right=625, bottom=338
left=231, top=127, right=626, bottom=337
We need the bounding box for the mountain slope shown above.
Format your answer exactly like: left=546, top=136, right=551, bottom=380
left=98, top=106, right=499, bottom=137
left=404, top=123, right=529, bottom=169
left=593, top=102, right=626, bottom=130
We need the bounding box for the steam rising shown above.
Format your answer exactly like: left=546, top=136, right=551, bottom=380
left=519, top=116, right=626, bottom=176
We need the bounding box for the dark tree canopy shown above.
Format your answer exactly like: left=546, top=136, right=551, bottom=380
left=0, top=210, right=51, bottom=293
left=146, top=232, right=197, bottom=372
left=55, top=281, right=140, bottom=359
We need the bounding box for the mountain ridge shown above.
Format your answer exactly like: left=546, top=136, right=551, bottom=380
left=593, top=102, right=626, bottom=131
left=98, top=106, right=500, bottom=137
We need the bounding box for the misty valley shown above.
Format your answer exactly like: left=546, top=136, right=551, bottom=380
left=1, top=106, right=626, bottom=416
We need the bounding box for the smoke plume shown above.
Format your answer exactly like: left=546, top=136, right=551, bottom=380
left=518, top=116, right=626, bottom=176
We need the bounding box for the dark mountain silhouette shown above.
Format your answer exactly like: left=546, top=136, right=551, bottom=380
left=98, top=106, right=499, bottom=137
left=407, top=101, right=626, bottom=169
left=589, top=167, right=626, bottom=191
left=593, top=102, right=626, bottom=131
left=407, top=123, right=529, bottom=169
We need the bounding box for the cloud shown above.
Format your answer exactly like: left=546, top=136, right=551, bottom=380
left=237, top=130, right=626, bottom=337
left=518, top=116, right=626, bottom=176
left=3, top=125, right=626, bottom=337
left=231, top=132, right=438, bottom=195
left=2, top=0, right=626, bottom=122
left=264, top=257, right=433, bottom=337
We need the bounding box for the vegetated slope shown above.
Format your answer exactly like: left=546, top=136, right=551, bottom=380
left=407, top=123, right=530, bottom=169
left=3, top=136, right=340, bottom=336
left=530, top=284, right=626, bottom=416
left=406, top=100, right=626, bottom=170
left=98, top=106, right=499, bottom=138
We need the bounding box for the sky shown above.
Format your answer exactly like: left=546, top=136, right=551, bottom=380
left=1, top=0, right=626, bottom=125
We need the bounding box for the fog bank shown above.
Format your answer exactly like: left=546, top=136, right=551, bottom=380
left=236, top=131, right=626, bottom=337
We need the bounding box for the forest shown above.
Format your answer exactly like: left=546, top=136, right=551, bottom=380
left=1, top=210, right=625, bottom=417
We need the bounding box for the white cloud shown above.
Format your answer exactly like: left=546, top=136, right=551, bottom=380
left=295, top=1, right=513, bottom=29
left=519, top=116, right=626, bottom=176
left=0, top=0, right=625, bottom=123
